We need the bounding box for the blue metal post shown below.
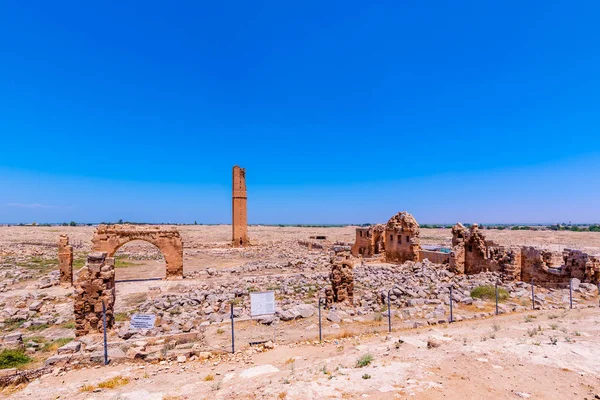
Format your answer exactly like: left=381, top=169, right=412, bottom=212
left=230, top=303, right=235, bottom=353
left=102, top=300, right=108, bottom=365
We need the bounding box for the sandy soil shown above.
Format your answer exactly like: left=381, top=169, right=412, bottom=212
left=6, top=307, right=600, bottom=399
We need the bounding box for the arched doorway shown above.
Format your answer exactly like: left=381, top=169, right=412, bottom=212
left=91, top=224, right=183, bottom=279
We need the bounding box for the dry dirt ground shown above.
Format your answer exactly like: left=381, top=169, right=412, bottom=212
left=6, top=308, right=600, bottom=399
left=2, top=226, right=600, bottom=399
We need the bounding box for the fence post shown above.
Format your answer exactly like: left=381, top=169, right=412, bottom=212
left=387, top=289, right=392, bottom=333
left=531, top=279, right=535, bottom=310
left=569, top=279, right=573, bottom=309
left=449, top=285, right=454, bottom=323
left=495, top=281, right=499, bottom=316
left=230, top=303, right=235, bottom=354
left=102, top=300, right=108, bottom=365
left=318, top=297, right=324, bottom=342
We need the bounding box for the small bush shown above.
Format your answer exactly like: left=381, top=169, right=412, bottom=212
left=470, top=285, right=509, bottom=302
left=362, top=374, right=371, bottom=380
left=0, top=349, right=31, bottom=369
left=204, top=374, right=215, bottom=381
left=356, top=353, right=373, bottom=368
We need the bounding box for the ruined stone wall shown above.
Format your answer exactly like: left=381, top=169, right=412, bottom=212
left=232, top=165, right=249, bottom=247
left=384, top=212, right=421, bottom=263
left=449, top=223, right=466, bottom=273
left=326, top=250, right=354, bottom=306
left=351, top=224, right=385, bottom=257
left=58, top=234, right=73, bottom=285
left=463, top=224, right=489, bottom=275
left=520, top=246, right=569, bottom=284
left=486, top=246, right=522, bottom=280
left=91, top=224, right=183, bottom=279
left=564, top=250, right=600, bottom=283
left=419, top=250, right=450, bottom=264
left=450, top=226, right=599, bottom=285
left=74, top=252, right=115, bottom=336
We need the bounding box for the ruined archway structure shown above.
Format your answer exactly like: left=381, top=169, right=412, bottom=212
left=91, top=224, right=184, bottom=279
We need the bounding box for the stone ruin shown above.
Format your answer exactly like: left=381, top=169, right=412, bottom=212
left=232, top=165, right=249, bottom=247
left=384, top=212, right=421, bottom=263
left=91, top=224, right=183, bottom=279
left=58, top=234, right=73, bottom=285
left=351, top=224, right=385, bottom=258
left=326, top=248, right=354, bottom=306
left=450, top=223, right=522, bottom=279
left=448, top=223, right=600, bottom=284
left=74, top=252, right=115, bottom=336
left=352, top=212, right=600, bottom=286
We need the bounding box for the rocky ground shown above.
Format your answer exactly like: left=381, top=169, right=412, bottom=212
left=1, top=225, right=600, bottom=398
left=5, top=308, right=600, bottom=399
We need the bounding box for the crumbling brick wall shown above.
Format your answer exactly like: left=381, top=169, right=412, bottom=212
left=58, top=234, right=73, bottom=285
left=351, top=224, right=385, bottom=257
left=327, top=250, right=354, bottom=306
left=463, top=224, right=489, bottom=274
left=564, top=250, right=600, bottom=283
left=384, top=212, right=421, bottom=263
left=449, top=223, right=466, bottom=273
left=74, top=252, right=115, bottom=336
left=91, top=224, right=183, bottom=279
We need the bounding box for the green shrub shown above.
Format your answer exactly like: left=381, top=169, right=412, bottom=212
left=356, top=353, right=373, bottom=368
left=0, top=349, right=31, bottom=369
left=470, top=285, right=509, bottom=302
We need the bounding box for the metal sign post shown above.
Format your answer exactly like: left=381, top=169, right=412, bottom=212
left=102, top=300, right=108, bottom=365
left=230, top=303, right=235, bottom=354
left=449, top=286, right=453, bottom=323
left=569, top=279, right=573, bottom=309
left=318, top=297, right=325, bottom=342
left=531, top=279, right=535, bottom=310
left=495, top=281, right=499, bottom=316
left=387, top=289, right=392, bottom=333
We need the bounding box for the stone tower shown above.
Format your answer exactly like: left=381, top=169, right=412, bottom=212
left=232, top=165, right=248, bottom=247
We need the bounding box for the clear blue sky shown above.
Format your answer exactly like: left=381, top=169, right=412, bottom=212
left=1, top=1, right=599, bottom=224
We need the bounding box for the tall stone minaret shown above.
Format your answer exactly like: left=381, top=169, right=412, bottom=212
left=232, top=165, right=248, bottom=247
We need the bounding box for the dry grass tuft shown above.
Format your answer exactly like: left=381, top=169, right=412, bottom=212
left=80, top=376, right=130, bottom=392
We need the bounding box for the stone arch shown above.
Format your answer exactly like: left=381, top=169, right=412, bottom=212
left=91, top=224, right=183, bottom=279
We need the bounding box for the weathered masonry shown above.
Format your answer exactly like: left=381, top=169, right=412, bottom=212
left=58, top=234, right=73, bottom=285
left=74, top=252, right=115, bottom=336
left=91, top=224, right=183, bottom=279
left=232, top=165, right=249, bottom=247
left=351, top=224, right=385, bottom=258
left=384, top=212, right=421, bottom=263
left=352, top=212, right=600, bottom=286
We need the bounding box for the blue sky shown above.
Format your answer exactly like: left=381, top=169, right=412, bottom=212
left=1, top=1, right=599, bottom=224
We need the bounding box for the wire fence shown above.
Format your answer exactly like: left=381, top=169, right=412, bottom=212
left=217, top=278, right=600, bottom=353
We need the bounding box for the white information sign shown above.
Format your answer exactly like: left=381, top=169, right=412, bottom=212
left=250, top=291, right=275, bottom=317
left=129, top=314, right=156, bottom=330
